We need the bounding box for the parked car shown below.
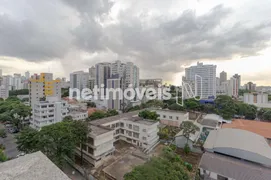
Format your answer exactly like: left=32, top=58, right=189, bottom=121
left=8, top=127, right=19, bottom=134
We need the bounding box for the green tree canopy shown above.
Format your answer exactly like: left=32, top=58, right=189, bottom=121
left=138, top=110, right=159, bottom=120
left=263, top=110, right=271, bottom=122
left=124, top=147, right=189, bottom=180
left=180, top=121, right=200, bottom=143
left=16, top=120, right=89, bottom=167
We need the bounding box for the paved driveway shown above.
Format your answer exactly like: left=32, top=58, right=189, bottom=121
left=0, top=123, right=20, bottom=158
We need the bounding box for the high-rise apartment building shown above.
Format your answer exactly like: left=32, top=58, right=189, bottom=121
left=227, top=77, right=238, bottom=98
left=29, top=73, right=61, bottom=108
left=183, top=62, right=216, bottom=99
left=88, top=66, right=96, bottom=90
left=125, top=62, right=139, bottom=88
left=219, top=71, right=227, bottom=85
left=89, top=66, right=96, bottom=78
left=70, top=71, right=89, bottom=90
left=245, top=82, right=256, bottom=92
left=95, top=63, right=111, bottom=89
left=31, top=96, right=68, bottom=130
left=233, top=74, right=241, bottom=90
left=107, top=75, right=122, bottom=110
left=0, top=69, right=2, bottom=77
left=25, top=71, right=30, bottom=80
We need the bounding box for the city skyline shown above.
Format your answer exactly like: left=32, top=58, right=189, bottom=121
left=0, top=0, right=271, bottom=86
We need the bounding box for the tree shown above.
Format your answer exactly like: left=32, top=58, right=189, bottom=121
left=138, top=110, right=159, bottom=120
left=263, top=110, right=271, bottom=122
left=106, top=109, right=119, bottom=117
left=124, top=147, right=189, bottom=180
left=63, top=116, right=73, bottom=121
left=0, top=98, right=3, bottom=101
left=168, top=103, right=185, bottom=111
left=0, top=149, right=8, bottom=162
left=88, top=111, right=106, bottom=121
left=16, top=120, right=89, bottom=168
left=86, top=102, right=96, bottom=108
left=180, top=121, right=200, bottom=143
left=215, top=95, right=236, bottom=120
left=16, top=127, right=40, bottom=153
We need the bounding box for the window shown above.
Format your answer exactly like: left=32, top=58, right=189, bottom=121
left=120, top=123, right=124, bottom=127
left=133, top=125, right=139, bottom=131
left=88, top=147, right=94, bottom=155
left=163, top=115, right=166, bottom=118
left=120, top=129, right=124, bottom=134
left=128, top=124, right=132, bottom=129
left=176, top=116, right=179, bottom=120
left=82, top=144, right=87, bottom=151
left=87, top=137, right=94, bottom=145
left=142, top=137, right=147, bottom=140
left=169, top=116, right=172, bottom=119
left=133, top=132, right=139, bottom=138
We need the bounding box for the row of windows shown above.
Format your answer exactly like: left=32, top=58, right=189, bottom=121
left=158, top=114, right=179, bottom=120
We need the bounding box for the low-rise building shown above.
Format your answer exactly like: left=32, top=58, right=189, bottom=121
left=0, top=85, right=9, bottom=99
left=0, top=151, right=71, bottom=180
left=199, top=128, right=271, bottom=180
left=75, top=125, right=115, bottom=167
left=222, top=119, right=271, bottom=145
left=30, top=97, right=69, bottom=130
left=244, top=92, right=268, bottom=104
left=90, top=111, right=159, bottom=151
left=156, top=109, right=189, bottom=127
left=80, top=111, right=160, bottom=167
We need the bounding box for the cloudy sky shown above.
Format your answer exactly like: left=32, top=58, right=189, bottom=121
left=0, top=0, right=271, bottom=85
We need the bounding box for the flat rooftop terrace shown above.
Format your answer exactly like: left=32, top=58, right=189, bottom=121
left=89, top=125, right=113, bottom=136
left=102, top=154, right=145, bottom=180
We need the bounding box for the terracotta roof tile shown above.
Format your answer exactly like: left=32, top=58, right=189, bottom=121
left=222, top=119, right=271, bottom=139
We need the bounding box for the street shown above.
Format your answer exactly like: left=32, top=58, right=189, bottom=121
left=0, top=123, right=20, bottom=159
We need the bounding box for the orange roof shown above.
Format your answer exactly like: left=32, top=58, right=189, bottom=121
left=222, top=119, right=271, bottom=139
left=87, top=108, right=98, bottom=116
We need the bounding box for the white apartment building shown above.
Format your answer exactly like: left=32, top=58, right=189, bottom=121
left=156, top=109, right=189, bottom=127
left=76, top=125, right=115, bottom=167
left=31, top=97, right=69, bottom=130
left=125, top=62, right=139, bottom=88
left=80, top=111, right=159, bottom=167
left=233, top=74, right=241, bottom=90
left=244, top=93, right=268, bottom=104
left=68, top=103, right=88, bottom=121
left=29, top=73, right=61, bottom=109
left=110, top=60, right=126, bottom=78
left=107, top=77, right=122, bottom=110
left=183, top=62, right=216, bottom=99
left=244, top=82, right=256, bottom=91
left=227, top=77, right=239, bottom=97
left=219, top=71, right=227, bottom=85
left=70, top=71, right=89, bottom=91
left=90, top=111, right=159, bottom=151
left=0, top=85, right=9, bottom=99
left=95, top=62, right=111, bottom=89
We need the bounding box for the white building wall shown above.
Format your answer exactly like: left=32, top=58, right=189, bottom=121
left=183, top=62, right=216, bottom=99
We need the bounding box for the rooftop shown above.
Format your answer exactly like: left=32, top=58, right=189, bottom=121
left=125, top=116, right=158, bottom=125
left=199, top=152, right=271, bottom=180
left=0, top=151, right=70, bottom=180
left=90, top=111, right=140, bottom=125
left=102, top=154, right=145, bottom=180
left=155, top=109, right=188, bottom=114
left=223, top=119, right=271, bottom=139
left=89, top=125, right=113, bottom=136
left=204, top=128, right=271, bottom=166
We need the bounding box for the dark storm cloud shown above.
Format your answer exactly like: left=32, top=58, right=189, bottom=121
left=0, top=0, right=271, bottom=81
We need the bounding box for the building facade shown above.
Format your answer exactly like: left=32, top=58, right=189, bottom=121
left=183, top=62, right=216, bottom=99
left=31, top=97, right=68, bottom=130
left=29, top=73, right=61, bottom=109
left=219, top=71, right=227, bottom=85
left=70, top=71, right=89, bottom=91
left=243, top=92, right=268, bottom=104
